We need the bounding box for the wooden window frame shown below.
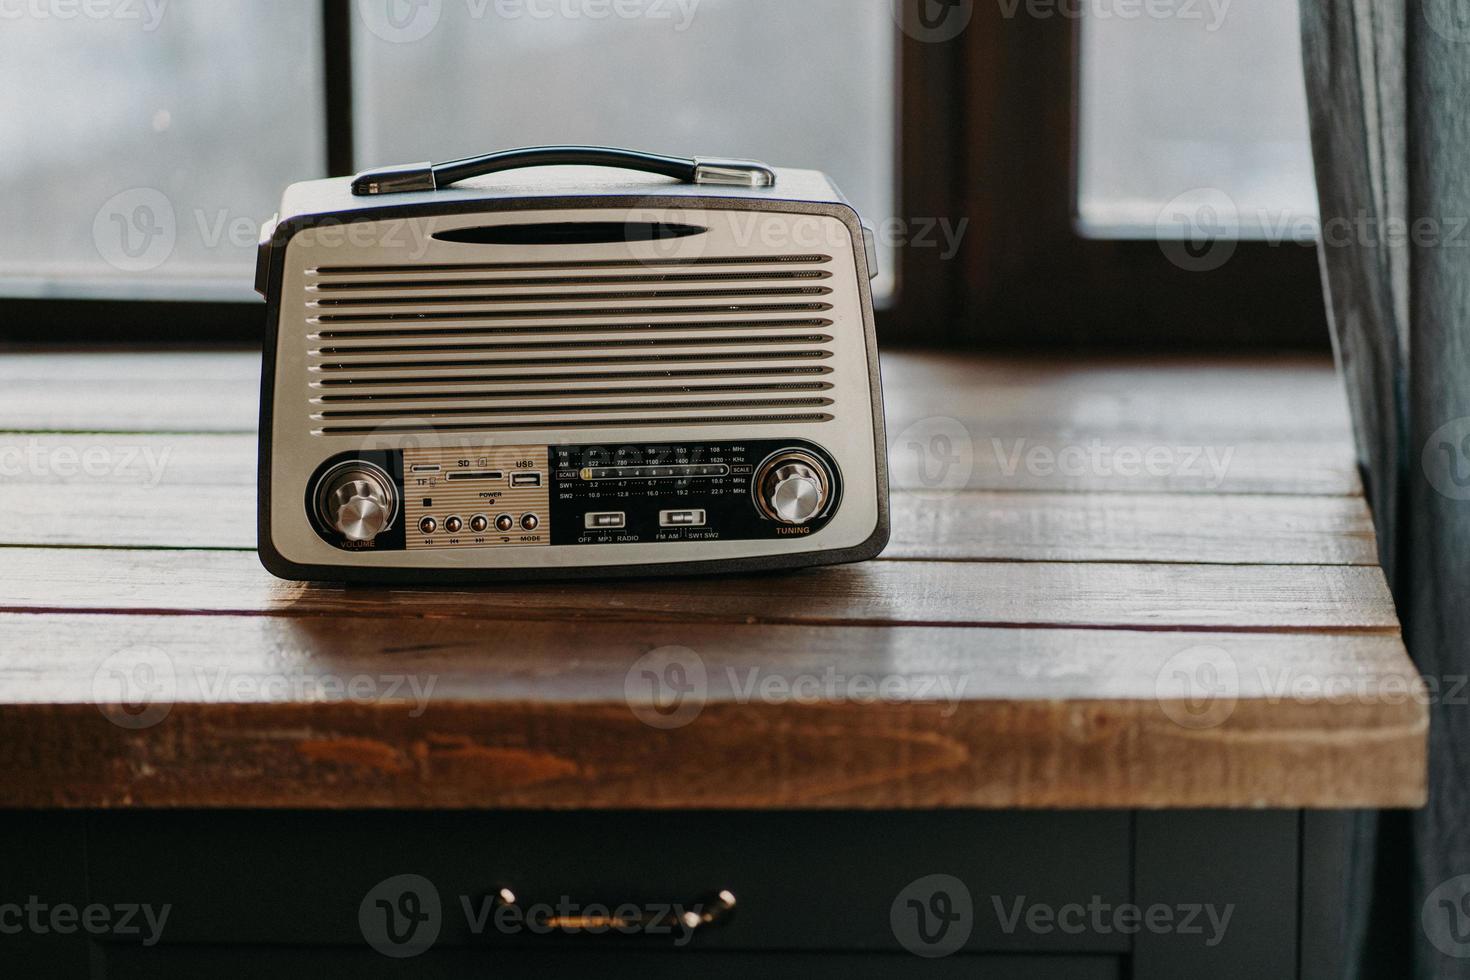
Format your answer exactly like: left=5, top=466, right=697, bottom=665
left=5, top=2, right=1325, bottom=349
left=882, top=6, right=1327, bottom=349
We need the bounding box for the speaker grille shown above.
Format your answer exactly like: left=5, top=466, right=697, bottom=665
left=305, top=255, right=840, bottom=435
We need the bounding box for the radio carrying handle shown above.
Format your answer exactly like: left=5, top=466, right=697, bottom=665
left=351, top=145, right=777, bottom=196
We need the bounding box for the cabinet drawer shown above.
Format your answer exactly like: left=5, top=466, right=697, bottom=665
left=89, top=810, right=1130, bottom=955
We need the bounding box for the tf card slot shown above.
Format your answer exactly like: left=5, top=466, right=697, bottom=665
left=446, top=470, right=504, bottom=482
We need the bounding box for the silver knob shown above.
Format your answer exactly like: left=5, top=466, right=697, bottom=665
left=316, top=463, right=397, bottom=543
left=755, top=451, right=831, bottom=525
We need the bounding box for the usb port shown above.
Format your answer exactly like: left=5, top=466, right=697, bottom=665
left=585, top=512, right=626, bottom=530
left=509, top=472, right=542, bottom=488
left=659, top=509, right=707, bottom=528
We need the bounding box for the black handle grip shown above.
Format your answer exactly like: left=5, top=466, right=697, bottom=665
left=351, top=145, right=775, bottom=196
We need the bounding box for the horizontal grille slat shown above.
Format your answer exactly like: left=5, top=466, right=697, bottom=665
left=313, top=365, right=832, bottom=387
left=316, top=397, right=832, bottom=420
left=318, top=412, right=835, bottom=436
left=312, top=287, right=832, bottom=308
left=302, top=252, right=841, bottom=435
left=317, top=381, right=831, bottom=402
left=311, top=255, right=831, bottom=275
left=312, top=270, right=832, bottom=290
left=315, top=318, right=831, bottom=339
left=314, top=303, right=832, bottom=324
left=313, top=334, right=832, bottom=356
left=316, top=350, right=832, bottom=371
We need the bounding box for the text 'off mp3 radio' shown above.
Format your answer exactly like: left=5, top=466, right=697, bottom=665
left=255, top=146, right=889, bottom=581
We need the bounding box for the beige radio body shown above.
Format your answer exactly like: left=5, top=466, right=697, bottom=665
left=255, top=159, right=888, bottom=581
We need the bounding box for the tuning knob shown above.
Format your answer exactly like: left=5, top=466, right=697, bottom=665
left=315, top=462, right=398, bottom=543
left=754, top=450, right=832, bottom=525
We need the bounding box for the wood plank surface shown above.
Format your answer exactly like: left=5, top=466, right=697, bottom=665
left=0, top=429, right=1362, bottom=505
left=0, top=614, right=1425, bottom=809
left=0, top=348, right=1424, bottom=810
left=0, top=447, right=1379, bottom=563
left=0, top=546, right=1401, bottom=631
left=881, top=350, right=1356, bottom=441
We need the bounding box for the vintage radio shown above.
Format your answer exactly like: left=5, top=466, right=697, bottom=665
left=255, top=146, right=888, bottom=581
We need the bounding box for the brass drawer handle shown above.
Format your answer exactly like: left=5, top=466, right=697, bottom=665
left=491, top=887, right=736, bottom=935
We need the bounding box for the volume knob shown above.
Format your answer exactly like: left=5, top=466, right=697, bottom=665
left=755, top=451, right=832, bottom=525
left=316, top=462, right=398, bottom=543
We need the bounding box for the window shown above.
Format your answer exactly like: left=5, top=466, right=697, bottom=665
left=0, top=2, right=324, bottom=300
left=1076, top=0, right=1318, bottom=240
left=3, top=0, right=896, bottom=304
left=353, top=0, right=897, bottom=294
left=7, top=0, right=1327, bottom=348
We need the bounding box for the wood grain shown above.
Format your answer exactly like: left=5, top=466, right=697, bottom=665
left=0, top=442, right=1379, bottom=564
left=0, top=350, right=259, bottom=433
left=0, top=614, right=1425, bottom=809
left=882, top=351, right=1355, bottom=440
left=0, top=348, right=1423, bottom=811
left=0, top=546, right=1402, bottom=631
left=891, top=492, right=1378, bottom=564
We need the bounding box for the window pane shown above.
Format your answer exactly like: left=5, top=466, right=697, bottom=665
left=1076, top=0, right=1317, bottom=239
left=0, top=1, right=325, bottom=300
left=352, top=0, right=896, bottom=294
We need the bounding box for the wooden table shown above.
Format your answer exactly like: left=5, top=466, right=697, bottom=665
left=0, top=349, right=1425, bottom=977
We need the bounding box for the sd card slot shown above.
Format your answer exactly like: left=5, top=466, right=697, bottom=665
left=445, top=470, right=504, bottom=482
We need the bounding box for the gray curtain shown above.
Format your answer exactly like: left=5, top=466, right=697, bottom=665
left=1299, top=1, right=1470, bottom=977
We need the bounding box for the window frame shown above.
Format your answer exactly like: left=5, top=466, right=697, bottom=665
left=5, top=1, right=1325, bottom=350
left=882, top=7, right=1326, bottom=349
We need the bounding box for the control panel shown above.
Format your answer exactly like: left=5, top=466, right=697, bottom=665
left=306, top=439, right=841, bottom=552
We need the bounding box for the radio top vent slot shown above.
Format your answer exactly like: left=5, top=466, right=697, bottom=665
left=430, top=222, right=708, bottom=247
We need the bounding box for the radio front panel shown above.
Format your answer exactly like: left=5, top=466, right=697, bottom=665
left=305, top=439, right=842, bottom=556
